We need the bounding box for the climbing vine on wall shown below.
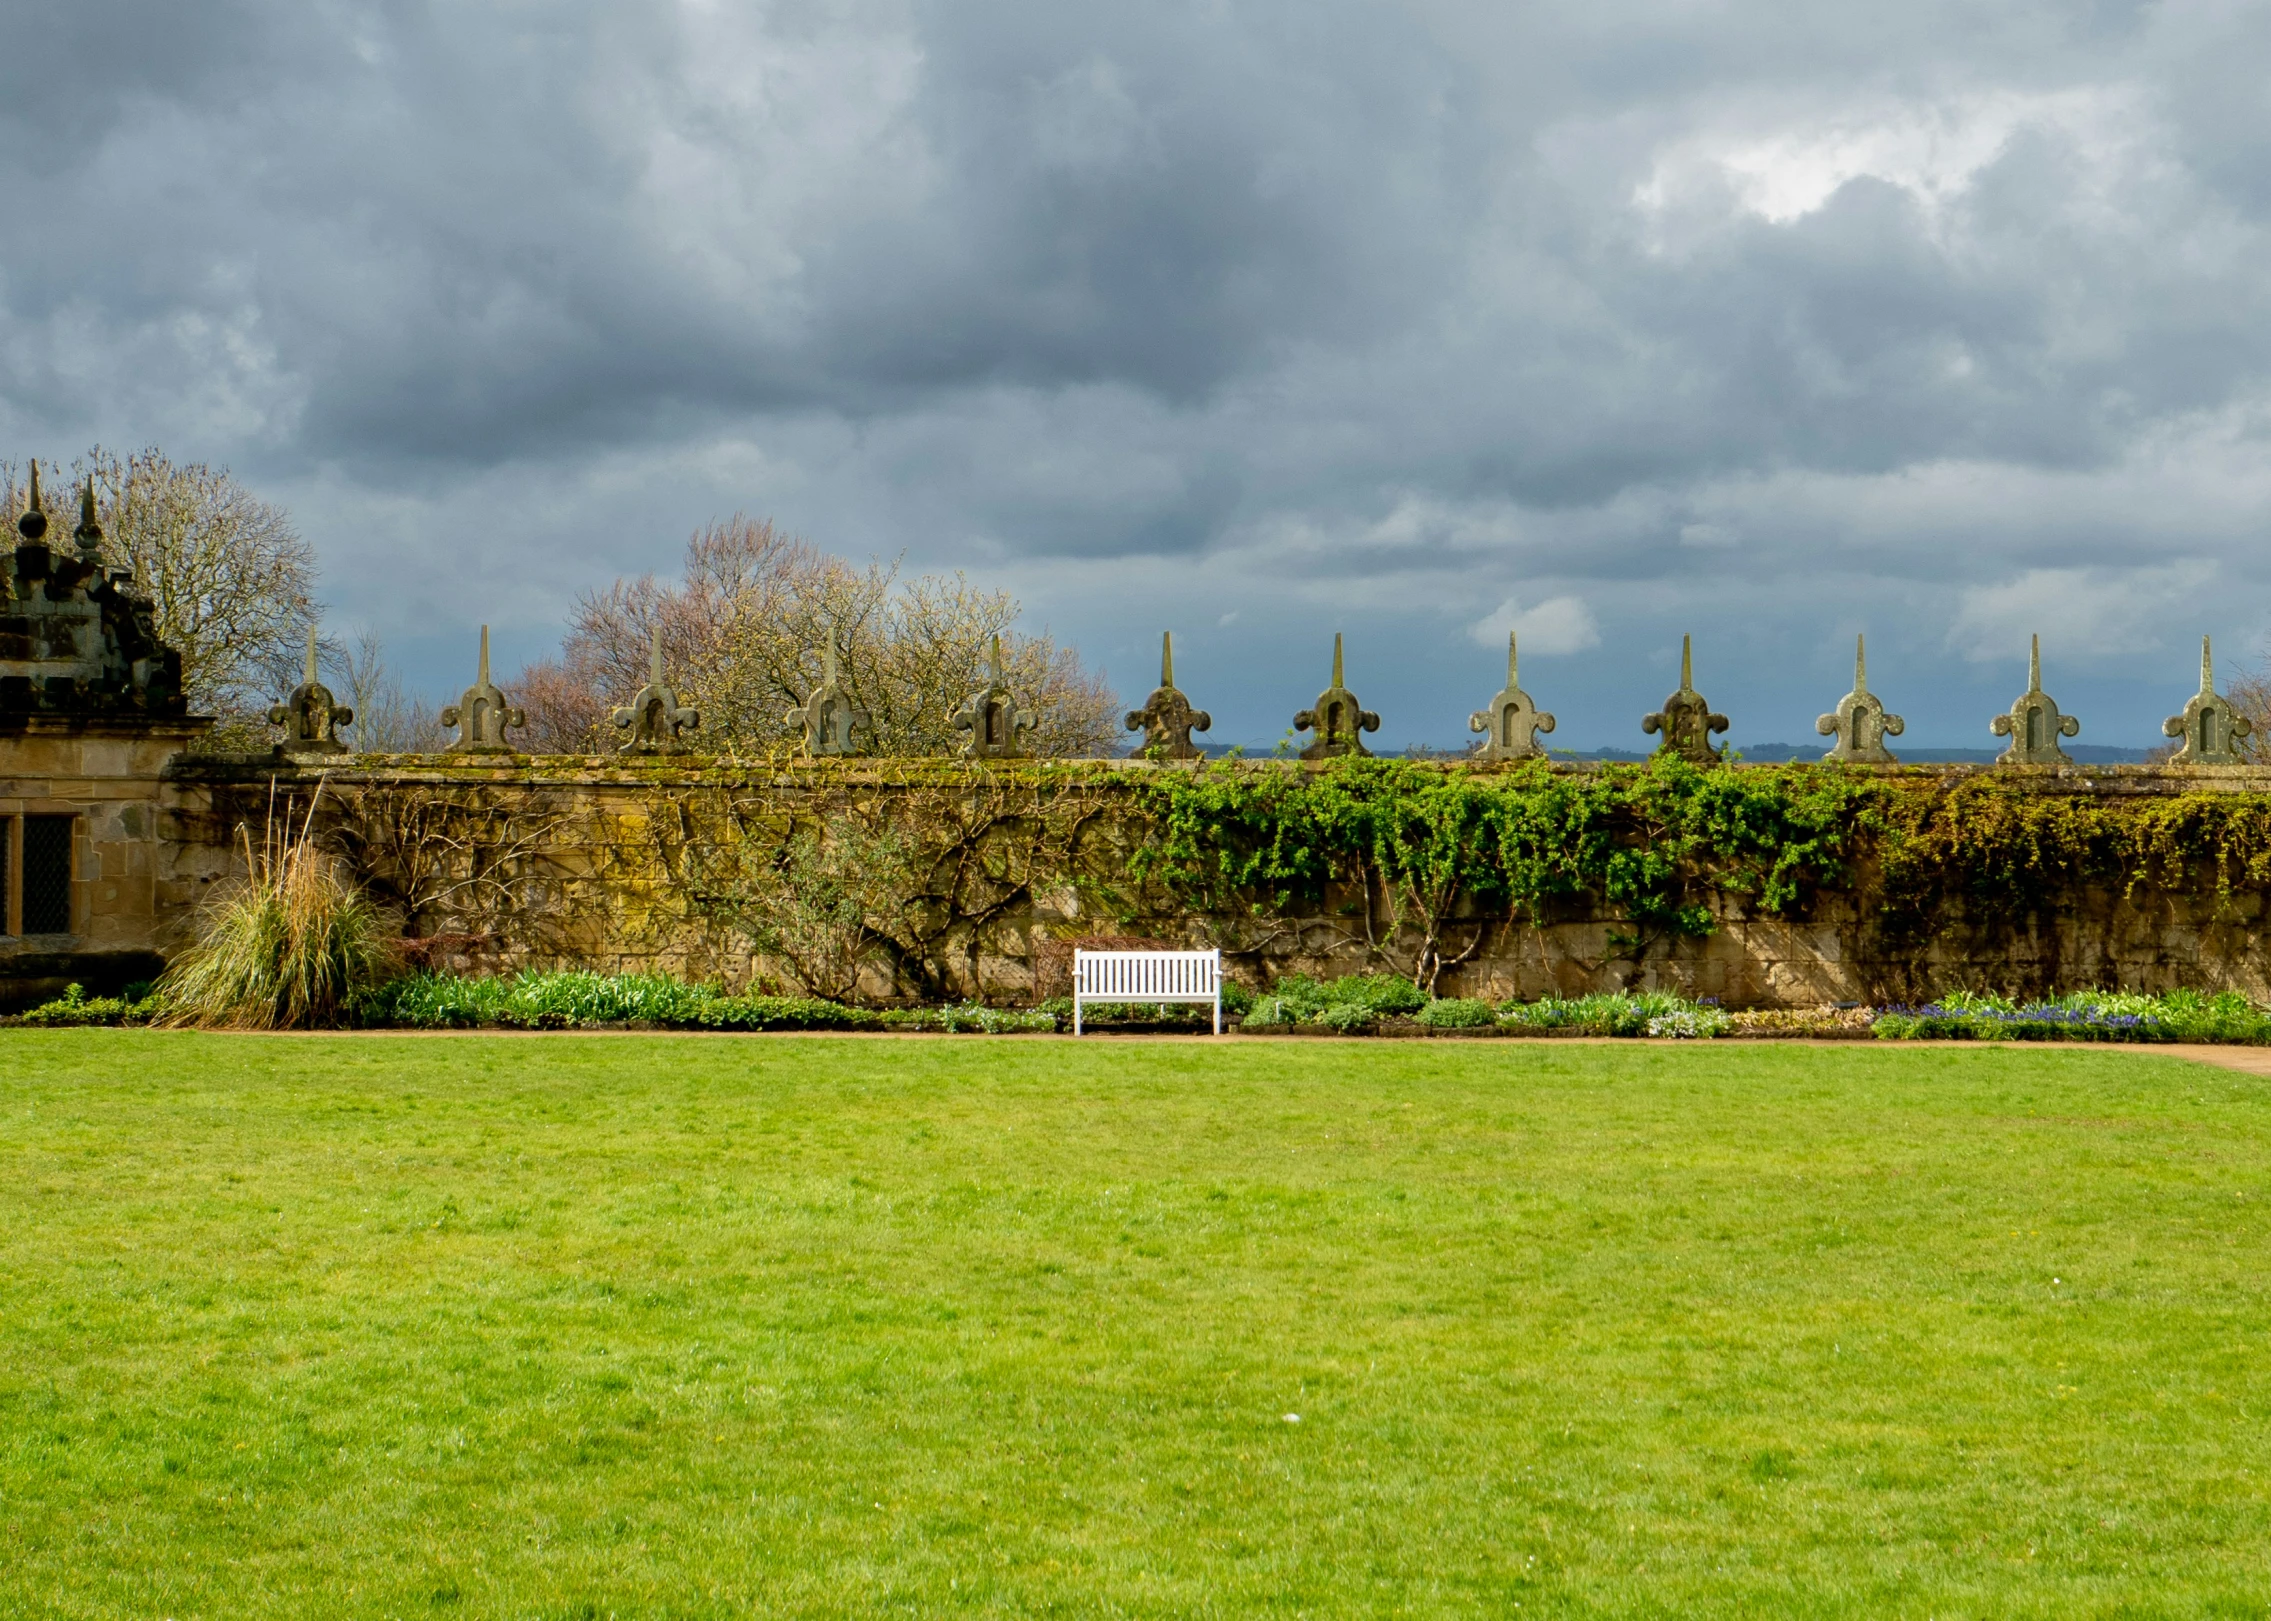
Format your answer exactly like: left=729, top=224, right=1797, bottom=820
left=634, top=761, right=1132, bottom=1001
left=1126, top=757, right=2271, bottom=989
left=197, top=754, right=2271, bottom=1001
left=1125, top=755, right=1884, bottom=989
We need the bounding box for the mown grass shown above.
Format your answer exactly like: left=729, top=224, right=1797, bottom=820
left=2, top=1034, right=2269, bottom=1618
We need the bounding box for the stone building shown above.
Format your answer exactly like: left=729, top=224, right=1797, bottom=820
left=0, top=474, right=205, bottom=1004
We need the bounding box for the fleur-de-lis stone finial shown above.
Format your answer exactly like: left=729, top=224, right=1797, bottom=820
left=1468, top=630, right=1555, bottom=761
left=1815, top=634, right=1904, bottom=763
left=951, top=634, right=1035, bottom=759
left=612, top=628, right=700, bottom=753
left=441, top=624, right=528, bottom=753
left=2162, top=635, right=2251, bottom=765
left=784, top=635, right=871, bottom=756
left=1294, top=633, right=1381, bottom=760
left=1989, top=634, right=2079, bottom=765
left=17, top=458, right=47, bottom=543
left=267, top=626, right=355, bottom=756
left=1642, top=634, right=1729, bottom=762
left=1124, top=630, right=1213, bottom=759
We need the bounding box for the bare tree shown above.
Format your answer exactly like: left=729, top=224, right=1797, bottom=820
left=554, top=515, right=1119, bottom=757
left=513, top=657, right=610, bottom=754
left=4, top=446, right=318, bottom=721
left=338, top=630, right=444, bottom=753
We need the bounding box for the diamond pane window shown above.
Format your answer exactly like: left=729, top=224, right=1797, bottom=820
left=23, top=815, right=73, bottom=935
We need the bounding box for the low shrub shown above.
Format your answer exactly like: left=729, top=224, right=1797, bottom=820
left=1724, top=1006, right=1878, bottom=1039
left=18, top=983, right=161, bottom=1027
left=1643, top=1006, right=1731, bottom=1039
left=882, top=1003, right=1057, bottom=1034
left=1413, top=997, right=1497, bottom=1029
left=1243, top=973, right=1428, bottom=1030
left=1496, top=992, right=1726, bottom=1038
left=691, top=996, right=882, bottom=1031
left=365, top=971, right=506, bottom=1029
left=365, top=971, right=878, bottom=1031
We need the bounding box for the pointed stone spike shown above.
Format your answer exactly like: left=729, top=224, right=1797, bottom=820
left=1332, top=633, right=1345, bottom=688
left=2029, top=634, right=2041, bottom=691
left=989, top=634, right=1005, bottom=680
left=1507, top=630, right=1519, bottom=688
left=1680, top=634, right=1693, bottom=691
left=1855, top=634, right=1868, bottom=696
left=1161, top=630, right=1174, bottom=689
left=79, top=479, right=96, bottom=532
left=478, top=624, right=491, bottom=684
left=2203, top=634, right=2215, bottom=695
left=824, top=636, right=839, bottom=684
left=649, top=626, right=665, bottom=686
left=25, top=459, right=41, bottom=514
left=304, top=626, right=320, bottom=686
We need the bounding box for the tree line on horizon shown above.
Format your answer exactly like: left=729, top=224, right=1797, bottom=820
left=3, top=448, right=1123, bottom=757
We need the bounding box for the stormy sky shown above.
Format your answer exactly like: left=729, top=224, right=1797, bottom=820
left=5, top=0, right=2271, bottom=752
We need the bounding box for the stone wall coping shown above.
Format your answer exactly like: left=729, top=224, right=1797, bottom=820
left=0, top=717, right=214, bottom=741
left=157, top=752, right=2271, bottom=794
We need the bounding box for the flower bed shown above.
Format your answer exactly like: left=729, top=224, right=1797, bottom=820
left=1869, top=989, right=2271, bottom=1044
left=14, top=965, right=2270, bottom=1045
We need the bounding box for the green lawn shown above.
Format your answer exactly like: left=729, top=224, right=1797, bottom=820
left=3, top=1035, right=2269, bottom=1618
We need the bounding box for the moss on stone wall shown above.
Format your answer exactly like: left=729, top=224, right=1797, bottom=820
left=161, top=754, right=2271, bottom=1006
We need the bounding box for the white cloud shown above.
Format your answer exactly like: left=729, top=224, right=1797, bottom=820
left=1467, top=594, right=1601, bottom=655
left=1632, top=86, right=2147, bottom=239
left=1948, top=563, right=2218, bottom=661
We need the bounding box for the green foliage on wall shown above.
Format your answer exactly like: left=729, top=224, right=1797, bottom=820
left=268, top=754, right=2271, bottom=1002
left=1871, top=774, right=2271, bottom=921
left=1126, top=757, right=2271, bottom=989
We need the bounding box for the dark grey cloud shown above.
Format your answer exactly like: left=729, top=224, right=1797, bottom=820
left=6, top=0, right=2271, bottom=751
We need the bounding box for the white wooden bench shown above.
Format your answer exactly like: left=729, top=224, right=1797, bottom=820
left=1072, top=948, right=1223, bottom=1035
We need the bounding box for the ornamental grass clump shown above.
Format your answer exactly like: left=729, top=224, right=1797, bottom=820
left=159, top=816, right=398, bottom=1030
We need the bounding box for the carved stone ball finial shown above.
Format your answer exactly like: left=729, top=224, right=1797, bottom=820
left=784, top=636, right=871, bottom=756
left=1294, top=634, right=1380, bottom=760
left=441, top=624, right=528, bottom=753
left=1124, top=630, right=1213, bottom=759
left=951, top=634, right=1035, bottom=760
left=1816, top=634, right=1904, bottom=763
left=268, top=626, right=354, bottom=756
left=612, top=629, right=700, bottom=754
left=2163, top=634, right=2252, bottom=765
left=1990, top=634, right=2080, bottom=765
left=17, top=458, right=47, bottom=543
left=1468, top=630, right=1555, bottom=761
left=1642, top=635, right=1729, bottom=763
left=73, top=478, right=102, bottom=561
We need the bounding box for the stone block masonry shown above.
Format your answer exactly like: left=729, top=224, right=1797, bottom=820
left=59, top=752, right=2270, bottom=1013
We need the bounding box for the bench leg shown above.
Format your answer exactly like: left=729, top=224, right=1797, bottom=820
left=1074, top=999, right=1082, bottom=1037
left=1213, top=997, right=1221, bottom=1036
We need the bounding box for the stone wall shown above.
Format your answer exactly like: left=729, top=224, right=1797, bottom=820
left=0, top=718, right=211, bottom=1003
left=98, top=752, right=2271, bottom=1010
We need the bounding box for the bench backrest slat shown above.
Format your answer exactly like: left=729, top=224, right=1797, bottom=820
left=1072, top=949, right=1220, bottom=997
